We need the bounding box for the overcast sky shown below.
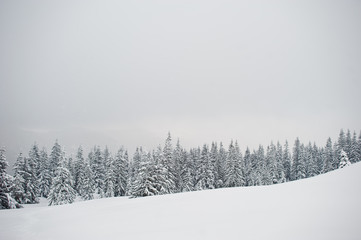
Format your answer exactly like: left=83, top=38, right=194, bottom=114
left=1, top=0, right=360, bottom=165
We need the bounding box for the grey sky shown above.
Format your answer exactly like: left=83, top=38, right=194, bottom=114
left=1, top=0, right=361, bottom=165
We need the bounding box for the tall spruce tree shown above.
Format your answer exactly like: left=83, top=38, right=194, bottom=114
left=79, top=159, right=94, bottom=200
left=162, top=132, right=176, bottom=193
left=225, top=141, right=243, bottom=187
left=0, top=148, right=22, bottom=209
left=323, top=138, right=334, bottom=173
left=283, top=141, right=292, bottom=182
left=91, top=146, right=105, bottom=197
left=104, top=152, right=115, bottom=198
left=291, top=138, right=305, bottom=180
left=48, top=160, right=76, bottom=206
left=38, top=148, right=51, bottom=197
left=215, top=142, right=227, bottom=188
left=50, top=140, right=62, bottom=177
left=114, top=148, right=129, bottom=197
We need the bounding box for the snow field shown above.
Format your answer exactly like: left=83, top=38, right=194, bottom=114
left=1, top=162, right=361, bottom=240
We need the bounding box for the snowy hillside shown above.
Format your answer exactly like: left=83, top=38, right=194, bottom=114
left=1, top=163, right=361, bottom=240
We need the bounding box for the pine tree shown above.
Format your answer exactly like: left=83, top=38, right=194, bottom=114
left=13, top=153, right=26, bottom=203
left=48, top=161, right=76, bottom=206
left=130, top=152, right=170, bottom=197
left=345, top=129, right=352, bottom=157
left=173, top=139, right=183, bottom=193
left=323, top=138, right=334, bottom=173
left=162, top=132, right=176, bottom=193
left=250, top=146, right=264, bottom=186
left=179, top=149, right=193, bottom=192
left=282, top=141, right=292, bottom=182
left=338, top=150, right=351, bottom=168
left=225, top=141, right=243, bottom=187
left=91, top=146, right=105, bottom=197
left=38, top=148, right=51, bottom=198
left=349, top=131, right=359, bottom=163
left=114, top=148, right=129, bottom=197
left=13, top=153, right=39, bottom=204
left=127, top=147, right=143, bottom=196
left=50, top=140, right=62, bottom=176
left=29, top=143, right=41, bottom=182
left=0, top=148, right=22, bottom=209
left=104, top=152, right=115, bottom=198
left=74, top=146, right=85, bottom=194
left=291, top=138, right=305, bottom=180
left=27, top=144, right=40, bottom=199
left=153, top=145, right=175, bottom=194
left=195, top=144, right=214, bottom=190
left=336, top=129, right=346, bottom=157
left=275, top=142, right=285, bottom=183
left=243, top=147, right=252, bottom=186
left=215, top=142, right=227, bottom=188
left=313, top=143, right=324, bottom=175
left=66, top=156, right=75, bottom=182
left=79, top=159, right=94, bottom=200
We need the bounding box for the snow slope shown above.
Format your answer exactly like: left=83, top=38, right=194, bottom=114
left=1, top=163, right=361, bottom=240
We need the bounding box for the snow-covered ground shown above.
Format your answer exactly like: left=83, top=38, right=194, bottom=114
left=1, top=163, right=361, bottom=240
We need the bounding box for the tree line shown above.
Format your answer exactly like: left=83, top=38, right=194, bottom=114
left=1, top=129, right=360, bottom=209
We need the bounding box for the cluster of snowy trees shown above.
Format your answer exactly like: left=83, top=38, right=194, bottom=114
left=1, top=129, right=360, bottom=209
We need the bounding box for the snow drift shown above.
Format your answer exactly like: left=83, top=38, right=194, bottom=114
left=1, top=163, right=361, bottom=240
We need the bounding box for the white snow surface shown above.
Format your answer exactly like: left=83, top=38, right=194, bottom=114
left=1, top=163, right=361, bottom=240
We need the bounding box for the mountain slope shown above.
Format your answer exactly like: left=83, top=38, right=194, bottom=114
left=1, top=163, right=361, bottom=240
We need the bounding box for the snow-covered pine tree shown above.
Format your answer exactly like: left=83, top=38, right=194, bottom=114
left=304, top=142, right=316, bottom=178
left=345, top=129, right=352, bottom=157
left=338, top=150, right=351, bottom=169
left=114, top=148, right=129, bottom=197
left=162, top=132, right=176, bottom=193
left=313, top=143, right=324, bottom=176
left=249, top=146, right=263, bottom=186
left=264, top=142, right=276, bottom=185
left=349, top=131, right=359, bottom=163
left=153, top=145, right=175, bottom=194
left=336, top=129, right=346, bottom=157
left=291, top=138, right=306, bottom=180
left=282, top=141, right=292, bottom=182
left=50, top=140, right=62, bottom=177
left=323, top=138, right=334, bottom=173
left=209, top=142, right=218, bottom=188
left=0, top=147, right=22, bottom=209
left=12, top=153, right=39, bottom=204
left=215, top=142, right=227, bottom=188
left=179, top=149, right=193, bottom=192
left=91, top=146, right=105, bottom=197
left=189, top=147, right=200, bottom=189
left=27, top=144, right=40, bottom=200
left=358, top=131, right=361, bottom=162
left=74, top=146, right=85, bottom=194
left=79, top=158, right=94, bottom=200
left=28, top=143, right=41, bottom=185
left=130, top=152, right=161, bottom=197
left=234, top=141, right=245, bottom=186
left=195, top=144, right=214, bottom=190
left=243, top=147, right=252, bottom=186
left=104, top=151, right=115, bottom=198
left=12, top=153, right=26, bottom=203
left=48, top=159, right=76, bottom=206
left=275, top=142, right=286, bottom=184
left=225, top=141, right=244, bottom=187
left=172, top=139, right=183, bottom=193
left=67, top=156, right=75, bottom=181
left=38, top=148, right=51, bottom=198
left=126, top=147, right=143, bottom=196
